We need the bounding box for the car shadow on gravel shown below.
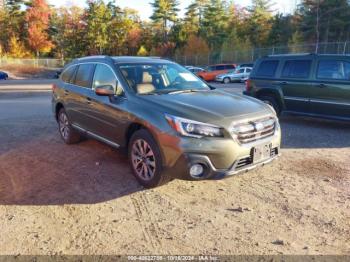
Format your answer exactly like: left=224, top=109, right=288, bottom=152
left=280, top=114, right=350, bottom=149
left=0, top=135, right=144, bottom=205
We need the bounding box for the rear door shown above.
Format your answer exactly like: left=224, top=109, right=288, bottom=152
left=279, top=59, right=314, bottom=113
left=310, top=58, right=350, bottom=118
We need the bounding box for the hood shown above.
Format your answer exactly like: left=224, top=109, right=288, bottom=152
left=139, top=89, right=273, bottom=125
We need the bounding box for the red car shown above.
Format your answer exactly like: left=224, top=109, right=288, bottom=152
left=197, top=64, right=236, bottom=81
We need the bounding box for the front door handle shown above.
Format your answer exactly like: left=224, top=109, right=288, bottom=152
left=64, top=90, right=69, bottom=96
left=279, top=81, right=288, bottom=86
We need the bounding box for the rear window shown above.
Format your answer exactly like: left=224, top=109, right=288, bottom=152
left=74, top=64, right=95, bottom=88
left=256, top=60, right=279, bottom=77
left=61, top=66, right=76, bottom=83
left=317, top=60, right=350, bottom=80
left=282, top=60, right=312, bottom=78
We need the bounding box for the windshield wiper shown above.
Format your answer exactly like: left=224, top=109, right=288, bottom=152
left=166, top=89, right=200, bottom=95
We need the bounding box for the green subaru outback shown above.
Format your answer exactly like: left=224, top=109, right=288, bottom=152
left=53, top=56, right=281, bottom=188
left=244, top=54, right=350, bottom=120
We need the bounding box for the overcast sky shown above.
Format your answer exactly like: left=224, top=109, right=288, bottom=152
left=49, top=0, right=299, bottom=20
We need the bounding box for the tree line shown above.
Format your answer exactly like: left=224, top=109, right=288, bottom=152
left=1, top=0, right=350, bottom=60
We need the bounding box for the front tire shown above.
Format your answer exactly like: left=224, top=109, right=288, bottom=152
left=57, top=108, right=82, bottom=144
left=128, top=129, right=170, bottom=188
left=223, top=77, right=230, bottom=84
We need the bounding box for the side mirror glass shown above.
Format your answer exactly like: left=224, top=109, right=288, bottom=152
left=95, top=85, right=115, bottom=96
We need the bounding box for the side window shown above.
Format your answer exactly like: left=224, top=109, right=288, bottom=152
left=216, top=65, right=225, bottom=70
left=256, top=60, right=279, bottom=77
left=74, top=64, right=95, bottom=88
left=246, top=68, right=252, bottom=73
left=238, top=69, right=245, bottom=74
left=317, top=60, right=350, bottom=80
left=93, top=64, right=117, bottom=90
left=61, top=66, right=76, bottom=83
left=225, top=65, right=235, bottom=69
left=282, top=60, right=311, bottom=79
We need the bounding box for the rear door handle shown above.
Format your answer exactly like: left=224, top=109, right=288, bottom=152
left=317, top=83, right=327, bottom=88
left=279, top=81, right=288, bottom=86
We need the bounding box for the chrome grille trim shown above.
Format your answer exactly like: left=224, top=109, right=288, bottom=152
left=231, top=117, right=277, bottom=144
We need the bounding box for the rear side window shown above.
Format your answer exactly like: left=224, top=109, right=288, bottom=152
left=216, top=65, right=225, bottom=70
left=225, top=65, right=235, bottom=69
left=317, top=60, right=350, bottom=80
left=74, top=64, right=95, bottom=88
left=282, top=60, right=311, bottom=78
left=256, top=60, right=279, bottom=77
left=61, top=66, right=76, bottom=83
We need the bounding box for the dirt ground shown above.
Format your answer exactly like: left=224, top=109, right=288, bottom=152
left=0, top=92, right=349, bottom=255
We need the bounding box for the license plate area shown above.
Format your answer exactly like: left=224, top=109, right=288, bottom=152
left=252, top=143, right=272, bottom=163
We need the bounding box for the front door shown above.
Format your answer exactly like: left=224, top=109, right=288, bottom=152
left=279, top=59, right=314, bottom=113
left=84, top=63, right=127, bottom=145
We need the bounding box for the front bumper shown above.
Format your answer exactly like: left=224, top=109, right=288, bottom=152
left=163, top=131, right=281, bottom=181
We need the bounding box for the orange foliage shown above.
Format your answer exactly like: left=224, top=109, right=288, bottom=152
left=183, top=35, right=210, bottom=57
left=26, top=0, right=54, bottom=56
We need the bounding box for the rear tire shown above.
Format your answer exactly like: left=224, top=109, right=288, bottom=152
left=259, top=95, right=281, bottom=116
left=128, top=129, right=171, bottom=188
left=57, top=108, right=82, bottom=144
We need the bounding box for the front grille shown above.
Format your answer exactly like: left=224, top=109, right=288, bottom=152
left=236, top=156, right=253, bottom=169
left=232, top=117, right=276, bottom=144
left=234, top=147, right=279, bottom=170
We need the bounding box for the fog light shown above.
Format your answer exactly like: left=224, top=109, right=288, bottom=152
left=190, top=164, right=204, bottom=178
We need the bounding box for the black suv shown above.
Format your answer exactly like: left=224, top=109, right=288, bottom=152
left=244, top=54, right=350, bottom=120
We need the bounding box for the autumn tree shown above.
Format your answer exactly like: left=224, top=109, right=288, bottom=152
left=26, top=0, right=54, bottom=57
left=8, top=35, right=32, bottom=58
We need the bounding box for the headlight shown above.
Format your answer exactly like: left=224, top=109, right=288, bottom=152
left=165, top=114, right=224, bottom=138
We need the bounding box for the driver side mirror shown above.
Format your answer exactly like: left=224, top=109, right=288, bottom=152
left=95, top=85, right=115, bottom=96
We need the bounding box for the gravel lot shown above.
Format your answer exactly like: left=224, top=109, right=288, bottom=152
left=0, top=86, right=349, bottom=255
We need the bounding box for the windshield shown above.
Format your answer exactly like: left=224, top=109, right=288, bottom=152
left=118, top=63, right=210, bottom=95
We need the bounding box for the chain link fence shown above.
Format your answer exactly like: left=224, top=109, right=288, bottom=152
left=173, top=41, right=350, bottom=67
left=1, top=42, right=350, bottom=69
left=0, top=58, right=65, bottom=69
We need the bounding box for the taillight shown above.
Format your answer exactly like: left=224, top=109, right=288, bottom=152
left=245, top=79, right=252, bottom=92
left=52, top=84, right=57, bottom=92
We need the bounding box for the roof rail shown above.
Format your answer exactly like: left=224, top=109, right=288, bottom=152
left=77, top=55, right=109, bottom=60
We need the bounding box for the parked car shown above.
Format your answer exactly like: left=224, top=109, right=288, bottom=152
left=0, top=71, right=8, bottom=80
left=244, top=53, right=350, bottom=120
left=185, top=66, right=205, bottom=74
left=215, top=67, right=253, bottom=84
left=197, top=64, right=236, bottom=81
left=52, top=56, right=280, bottom=188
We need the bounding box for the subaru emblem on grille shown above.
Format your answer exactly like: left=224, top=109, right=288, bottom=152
left=254, top=122, right=264, bottom=131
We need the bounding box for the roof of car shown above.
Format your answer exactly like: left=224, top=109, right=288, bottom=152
left=265, top=53, right=350, bottom=58
left=71, top=55, right=173, bottom=64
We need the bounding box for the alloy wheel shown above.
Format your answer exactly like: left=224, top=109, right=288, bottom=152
left=59, top=112, right=70, bottom=140
left=131, top=139, right=156, bottom=181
